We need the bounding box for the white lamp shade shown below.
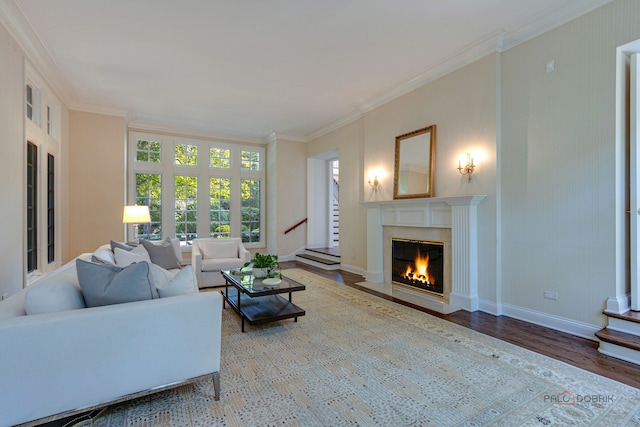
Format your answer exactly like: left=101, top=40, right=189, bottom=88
left=123, top=205, right=151, bottom=224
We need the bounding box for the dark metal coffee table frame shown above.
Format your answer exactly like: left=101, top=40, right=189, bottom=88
left=220, top=270, right=306, bottom=332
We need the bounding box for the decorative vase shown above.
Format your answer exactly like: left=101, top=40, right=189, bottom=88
left=253, top=267, right=268, bottom=278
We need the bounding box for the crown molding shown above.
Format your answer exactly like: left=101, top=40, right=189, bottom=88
left=70, top=101, right=129, bottom=118
left=0, top=0, right=73, bottom=106
left=499, top=0, right=614, bottom=52
left=127, top=118, right=267, bottom=145
left=305, top=110, right=364, bottom=142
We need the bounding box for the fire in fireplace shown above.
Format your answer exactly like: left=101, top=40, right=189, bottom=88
left=391, top=238, right=444, bottom=295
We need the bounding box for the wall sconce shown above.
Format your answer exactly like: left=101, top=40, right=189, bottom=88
left=368, top=175, right=380, bottom=192
left=457, top=153, right=476, bottom=182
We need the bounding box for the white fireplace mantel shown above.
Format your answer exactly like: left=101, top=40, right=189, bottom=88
left=361, top=195, right=486, bottom=312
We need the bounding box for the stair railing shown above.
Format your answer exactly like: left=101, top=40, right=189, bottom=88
left=284, top=218, right=308, bottom=234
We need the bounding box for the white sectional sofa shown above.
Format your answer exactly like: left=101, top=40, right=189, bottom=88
left=0, top=241, right=222, bottom=427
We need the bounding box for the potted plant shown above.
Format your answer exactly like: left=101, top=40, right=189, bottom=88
left=250, top=253, right=280, bottom=279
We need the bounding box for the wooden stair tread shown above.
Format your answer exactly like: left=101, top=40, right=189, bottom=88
left=305, top=247, right=340, bottom=258
left=296, top=253, right=340, bottom=265
left=595, top=328, right=640, bottom=351
left=604, top=310, right=640, bottom=324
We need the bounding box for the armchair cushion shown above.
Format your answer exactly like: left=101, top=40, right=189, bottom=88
left=201, top=258, right=246, bottom=272
left=200, top=239, right=238, bottom=259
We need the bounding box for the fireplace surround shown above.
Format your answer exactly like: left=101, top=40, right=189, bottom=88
left=362, top=195, right=485, bottom=313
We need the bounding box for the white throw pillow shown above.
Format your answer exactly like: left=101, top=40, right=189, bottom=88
left=114, top=245, right=151, bottom=266
left=25, top=281, right=86, bottom=315
left=200, top=240, right=238, bottom=259
left=155, top=265, right=197, bottom=297
left=92, top=248, right=115, bottom=264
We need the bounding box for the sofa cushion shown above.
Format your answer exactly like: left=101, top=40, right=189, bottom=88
left=201, top=257, right=245, bottom=272
left=141, top=238, right=181, bottom=270
left=76, top=259, right=158, bottom=307
left=200, top=240, right=238, bottom=259
left=92, top=247, right=115, bottom=265
left=114, top=245, right=151, bottom=266
left=24, top=280, right=86, bottom=315
left=154, top=265, right=197, bottom=297
left=110, top=239, right=135, bottom=252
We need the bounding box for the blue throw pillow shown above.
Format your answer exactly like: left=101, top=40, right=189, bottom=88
left=76, top=259, right=158, bottom=307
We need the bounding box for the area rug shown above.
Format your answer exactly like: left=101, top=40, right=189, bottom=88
left=88, top=268, right=640, bottom=426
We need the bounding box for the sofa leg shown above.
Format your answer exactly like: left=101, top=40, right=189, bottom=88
left=212, top=371, right=220, bottom=401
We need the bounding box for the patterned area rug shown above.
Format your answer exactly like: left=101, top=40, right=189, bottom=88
left=89, top=268, right=640, bottom=426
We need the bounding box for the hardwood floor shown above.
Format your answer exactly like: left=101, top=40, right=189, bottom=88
left=281, top=261, right=640, bottom=390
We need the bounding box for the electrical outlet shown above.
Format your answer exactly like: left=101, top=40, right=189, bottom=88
left=546, top=60, right=555, bottom=73
left=1, top=293, right=8, bottom=301
left=543, top=291, right=557, bottom=300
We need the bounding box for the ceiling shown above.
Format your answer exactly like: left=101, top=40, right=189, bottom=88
left=5, top=0, right=611, bottom=141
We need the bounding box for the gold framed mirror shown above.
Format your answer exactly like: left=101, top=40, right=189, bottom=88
left=393, top=125, right=436, bottom=199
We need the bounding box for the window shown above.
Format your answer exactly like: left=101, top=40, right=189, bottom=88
left=47, top=154, right=55, bottom=264
left=26, top=84, right=34, bottom=121
left=210, top=177, right=231, bottom=238
left=241, top=179, right=261, bottom=243
left=129, top=132, right=265, bottom=247
left=136, top=173, right=162, bottom=240
left=27, top=142, right=37, bottom=272
left=175, top=144, right=197, bottom=165
left=241, top=150, right=260, bottom=171
left=175, top=175, right=197, bottom=242
left=210, top=147, right=231, bottom=168
left=136, top=139, right=161, bottom=163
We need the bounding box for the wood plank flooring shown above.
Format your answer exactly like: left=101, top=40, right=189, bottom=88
left=280, top=261, right=640, bottom=390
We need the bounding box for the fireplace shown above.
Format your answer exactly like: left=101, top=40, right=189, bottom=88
left=392, top=238, right=445, bottom=296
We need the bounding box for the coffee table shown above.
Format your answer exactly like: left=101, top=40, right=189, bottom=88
left=220, top=270, right=306, bottom=332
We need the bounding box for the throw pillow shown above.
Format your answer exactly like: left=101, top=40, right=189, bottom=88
left=110, top=240, right=135, bottom=252
left=140, top=238, right=182, bottom=270
left=92, top=247, right=115, bottom=264
left=113, top=245, right=151, bottom=266
left=76, top=259, right=159, bottom=307
left=156, top=265, right=197, bottom=297
left=200, top=239, right=238, bottom=259
left=25, top=280, right=86, bottom=315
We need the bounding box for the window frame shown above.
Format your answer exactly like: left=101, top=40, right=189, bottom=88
left=128, top=131, right=266, bottom=248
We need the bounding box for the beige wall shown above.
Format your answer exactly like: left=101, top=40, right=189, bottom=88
left=308, top=119, right=366, bottom=272
left=267, top=138, right=307, bottom=257
left=500, top=0, right=640, bottom=326
left=67, top=111, right=125, bottom=259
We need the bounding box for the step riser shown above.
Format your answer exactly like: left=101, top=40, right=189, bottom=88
left=608, top=317, right=640, bottom=335
left=296, top=257, right=340, bottom=270
left=598, top=341, right=640, bottom=365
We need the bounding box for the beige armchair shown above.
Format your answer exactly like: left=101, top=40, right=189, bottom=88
left=191, top=238, right=251, bottom=288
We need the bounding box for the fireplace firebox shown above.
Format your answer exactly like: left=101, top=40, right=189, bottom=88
left=391, top=238, right=445, bottom=296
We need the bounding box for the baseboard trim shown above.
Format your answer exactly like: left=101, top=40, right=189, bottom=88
left=339, top=263, right=364, bottom=277
left=499, top=303, right=600, bottom=341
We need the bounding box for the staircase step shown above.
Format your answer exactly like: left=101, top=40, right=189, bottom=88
left=606, top=310, right=640, bottom=324
left=596, top=328, right=640, bottom=352
left=296, top=253, right=340, bottom=271
left=296, top=253, right=340, bottom=265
